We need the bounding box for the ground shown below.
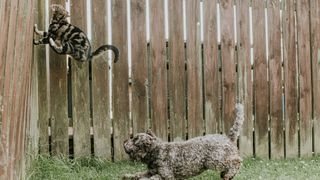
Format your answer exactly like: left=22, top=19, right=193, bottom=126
left=27, top=155, right=320, bottom=180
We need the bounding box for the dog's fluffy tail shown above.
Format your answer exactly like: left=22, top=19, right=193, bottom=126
left=91, top=44, right=119, bottom=63
left=228, top=103, right=244, bottom=143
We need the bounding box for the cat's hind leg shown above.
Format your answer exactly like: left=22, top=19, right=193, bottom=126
left=49, top=38, right=74, bottom=54
left=34, top=36, right=50, bottom=45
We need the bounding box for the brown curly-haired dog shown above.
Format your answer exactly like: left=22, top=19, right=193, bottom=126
left=123, top=104, right=244, bottom=180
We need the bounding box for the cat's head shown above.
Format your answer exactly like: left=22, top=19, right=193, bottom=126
left=50, top=4, right=69, bottom=22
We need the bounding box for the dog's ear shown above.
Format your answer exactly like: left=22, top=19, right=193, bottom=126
left=146, top=129, right=156, bottom=137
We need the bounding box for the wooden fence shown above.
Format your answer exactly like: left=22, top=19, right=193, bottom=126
left=5, top=0, right=318, bottom=169
left=0, top=0, right=320, bottom=178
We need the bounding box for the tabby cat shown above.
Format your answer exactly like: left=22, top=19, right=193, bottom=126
left=34, top=4, right=119, bottom=63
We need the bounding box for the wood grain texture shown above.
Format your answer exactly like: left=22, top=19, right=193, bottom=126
left=168, top=0, right=186, bottom=141
left=220, top=0, right=236, bottom=134
left=283, top=0, right=298, bottom=158
left=35, top=0, right=49, bottom=154
left=0, top=0, right=10, bottom=140
left=237, top=0, right=253, bottom=156
left=310, top=0, right=320, bottom=155
left=8, top=0, right=27, bottom=177
left=296, top=0, right=312, bottom=157
left=267, top=0, right=283, bottom=158
left=24, top=0, right=36, bottom=174
left=149, top=0, right=168, bottom=140
left=2, top=0, right=20, bottom=178
left=203, top=0, right=220, bottom=134
left=70, top=0, right=91, bottom=157
left=186, top=0, right=203, bottom=138
left=252, top=0, right=269, bottom=158
left=0, top=0, right=35, bottom=178
left=17, top=1, right=34, bottom=176
left=49, top=0, right=69, bottom=156
left=131, top=0, right=148, bottom=134
left=0, top=0, right=18, bottom=177
left=112, top=0, right=130, bottom=161
left=91, top=0, right=111, bottom=159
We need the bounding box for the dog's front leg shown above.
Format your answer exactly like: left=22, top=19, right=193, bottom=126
left=157, top=167, right=174, bottom=180
left=122, top=171, right=150, bottom=180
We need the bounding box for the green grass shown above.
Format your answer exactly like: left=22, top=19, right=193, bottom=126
left=27, top=155, right=320, bottom=180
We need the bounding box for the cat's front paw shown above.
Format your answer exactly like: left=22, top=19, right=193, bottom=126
left=49, top=38, right=55, bottom=46
left=33, top=39, right=38, bottom=45
left=34, top=24, right=38, bottom=32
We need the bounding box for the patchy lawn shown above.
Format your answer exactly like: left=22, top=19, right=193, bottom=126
left=27, top=155, right=320, bottom=180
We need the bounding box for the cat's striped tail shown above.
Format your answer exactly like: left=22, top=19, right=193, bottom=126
left=91, top=44, right=119, bottom=63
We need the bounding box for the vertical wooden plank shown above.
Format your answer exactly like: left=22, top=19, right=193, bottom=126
left=267, top=0, right=283, bottom=158
left=149, top=0, right=168, bottom=140
left=168, top=0, right=186, bottom=141
left=185, top=0, right=203, bottom=138
left=24, top=0, right=37, bottom=174
left=49, top=0, right=68, bottom=155
left=15, top=1, right=34, bottom=176
left=283, top=0, right=298, bottom=158
left=35, top=0, right=49, bottom=154
left=0, top=0, right=16, bottom=177
left=0, top=0, right=9, bottom=176
left=203, top=0, right=220, bottom=134
left=112, top=0, right=130, bottom=160
left=70, top=0, right=91, bottom=157
left=4, top=0, right=21, bottom=178
left=237, top=0, right=253, bottom=156
left=8, top=0, right=27, bottom=177
left=252, top=0, right=269, bottom=158
left=220, top=0, right=236, bottom=134
left=296, top=0, right=312, bottom=157
left=310, top=0, right=320, bottom=155
left=91, top=0, right=111, bottom=158
left=0, top=0, right=10, bottom=138
left=131, top=0, right=148, bottom=134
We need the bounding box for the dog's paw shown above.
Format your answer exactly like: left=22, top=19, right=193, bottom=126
left=122, top=174, right=136, bottom=180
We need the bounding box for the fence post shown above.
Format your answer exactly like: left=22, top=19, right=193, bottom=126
left=310, top=0, right=320, bottom=155
left=49, top=0, right=69, bottom=156
left=203, top=0, right=220, bottom=135
left=267, top=0, right=284, bottom=158
left=91, top=0, right=112, bottom=159
left=112, top=0, right=130, bottom=161
left=168, top=0, right=186, bottom=142
left=296, top=0, right=312, bottom=157
left=149, top=0, right=168, bottom=141
left=220, top=0, right=237, bottom=135
left=35, top=0, right=49, bottom=154
left=70, top=0, right=91, bottom=157
left=237, top=0, right=253, bottom=157
left=186, top=0, right=203, bottom=138
left=131, top=0, right=148, bottom=134
left=283, top=0, right=299, bottom=158
left=252, top=0, right=269, bottom=158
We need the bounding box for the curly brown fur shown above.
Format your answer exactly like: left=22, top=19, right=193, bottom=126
left=33, top=4, right=119, bottom=63
left=123, top=104, right=244, bottom=180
